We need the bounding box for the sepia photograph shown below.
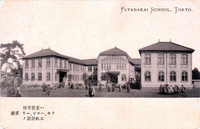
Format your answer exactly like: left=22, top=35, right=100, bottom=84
left=0, top=0, right=200, bottom=128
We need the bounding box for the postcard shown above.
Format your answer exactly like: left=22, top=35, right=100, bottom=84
left=0, top=0, right=200, bottom=129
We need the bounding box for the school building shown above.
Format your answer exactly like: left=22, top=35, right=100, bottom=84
left=139, top=41, right=195, bottom=87
left=22, top=47, right=140, bottom=86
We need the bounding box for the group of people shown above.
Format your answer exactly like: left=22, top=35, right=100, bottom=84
left=159, top=84, right=186, bottom=94
left=99, top=81, right=131, bottom=93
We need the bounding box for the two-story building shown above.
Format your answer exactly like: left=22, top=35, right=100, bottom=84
left=22, top=47, right=140, bottom=86
left=139, top=41, right=195, bottom=87
left=97, top=47, right=140, bottom=85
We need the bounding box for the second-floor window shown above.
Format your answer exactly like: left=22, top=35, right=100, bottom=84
left=170, top=54, right=176, bottom=64
left=31, top=60, right=35, bottom=68
left=69, top=63, right=72, bottom=70
left=158, top=54, right=164, bottom=64
left=145, top=54, right=151, bottom=64
left=64, top=60, right=67, bottom=69
left=93, top=66, right=97, bottom=71
left=88, top=66, right=92, bottom=72
left=38, top=59, right=42, bottom=68
left=46, top=58, right=51, bottom=67
left=181, top=54, right=188, bottom=64
left=55, top=59, right=58, bottom=67
left=60, top=59, right=62, bottom=68
left=25, top=60, right=29, bottom=69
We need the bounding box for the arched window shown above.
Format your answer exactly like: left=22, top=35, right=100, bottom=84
left=145, top=71, right=151, bottom=81
left=182, top=71, right=188, bottom=81
left=122, top=74, right=126, bottom=81
left=25, top=73, right=28, bottom=81
left=31, top=73, right=35, bottom=81
left=158, top=71, right=164, bottom=81
left=46, top=72, right=50, bottom=81
left=38, top=73, right=42, bottom=81
left=170, top=71, right=176, bottom=81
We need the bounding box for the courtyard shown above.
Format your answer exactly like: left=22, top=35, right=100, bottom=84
left=1, top=85, right=199, bottom=98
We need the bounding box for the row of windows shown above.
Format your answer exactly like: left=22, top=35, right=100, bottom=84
left=25, top=58, right=67, bottom=69
left=144, top=71, right=188, bottom=82
left=101, top=56, right=127, bottom=62
left=69, top=63, right=87, bottom=72
left=25, top=72, right=50, bottom=81
left=144, top=54, right=188, bottom=64
left=101, top=63, right=126, bottom=70
left=101, top=73, right=127, bottom=81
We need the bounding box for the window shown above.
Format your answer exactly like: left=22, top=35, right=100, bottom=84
left=46, top=72, right=50, bottom=81
left=170, top=54, right=176, bottom=64
left=170, top=71, right=176, bottom=81
left=122, top=74, right=126, bottom=81
left=158, top=54, right=164, bottom=64
left=31, top=60, right=35, bottom=68
left=145, top=54, right=151, bottom=64
left=69, top=63, right=72, bottom=70
left=25, top=60, right=29, bottom=69
left=25, top=73, right=28, bottom=81
left=145, top=71, right=151, bottom=81
left=122, top=64, right=126, bottom=70
left=46, top=58, right=51, bottom=67
left=60, top=59, right=62, bottom=68
left=101, top=64, right=103, bottom=70
left=93, top=66, right=97, bottom=71
left=64, top=60, right=67, bottom=69
left=55, top=59, right=58, bottom=67
left=158, top=71, right=164, bottom=81
left=38, top=73, right=42, bottom=81
left=88, top=66, right=92, bottom=72
left=181, top=54, right=188, bottom=64
left=31, top=73, right=35, bottom=81
left=182, top=71, right=188, bottom=81
left=38, top=59, right=42, bottom=68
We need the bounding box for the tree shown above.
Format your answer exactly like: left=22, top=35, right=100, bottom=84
left=192, top=67, right=200, bottom=79
left=0, top=40, right=25, bottom=75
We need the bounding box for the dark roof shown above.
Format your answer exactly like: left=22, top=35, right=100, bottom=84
left=139, top=42, right=195, bottom=54
left=99, top=47, right=135, bottom=64
left=131, top=58, right=141, bottom=65
left=82, top=58, right=97, bottom=65
left=61, top=55, right=86, bottom=65
left=100, top=47, right=128, bottom=56
left=23, top=48, right=68, bottom=59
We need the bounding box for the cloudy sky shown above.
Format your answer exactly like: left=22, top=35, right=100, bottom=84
left=1, top=1, right=200, bottom=69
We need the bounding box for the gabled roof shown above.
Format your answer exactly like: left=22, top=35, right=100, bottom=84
left=23, top=48, right=68, bottom=59
left=82, top=58, right=97, bottom=66
left=139, top=41, right=195, bottom=54
left=99, top=47, right=134, bottom=64
left=100, top=47, right=128, bottom=56
left=130, top=58, right=141, bottom=65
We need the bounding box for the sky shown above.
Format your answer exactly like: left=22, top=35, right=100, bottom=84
left=0, top=0, right=200, bottom=69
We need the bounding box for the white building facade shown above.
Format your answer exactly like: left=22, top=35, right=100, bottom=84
left=22, top=47, right=140, bottom=86
left=139, top=41, right=194, bottom=87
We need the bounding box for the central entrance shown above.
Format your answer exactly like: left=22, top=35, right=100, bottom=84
left=106, top=71, right=120, bottom=83
left=57, top=69, right=68, bottom=83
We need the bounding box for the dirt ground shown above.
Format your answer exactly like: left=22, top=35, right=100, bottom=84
left=1, top=86, right=199, bottom=98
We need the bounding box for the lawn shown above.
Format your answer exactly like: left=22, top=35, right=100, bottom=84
left=1, top=86, right=199, bottom=97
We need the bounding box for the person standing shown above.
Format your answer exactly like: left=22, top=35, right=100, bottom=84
left=127, top=83, right=130, bottom=92
left=119, top=85, right=122, bottom=92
